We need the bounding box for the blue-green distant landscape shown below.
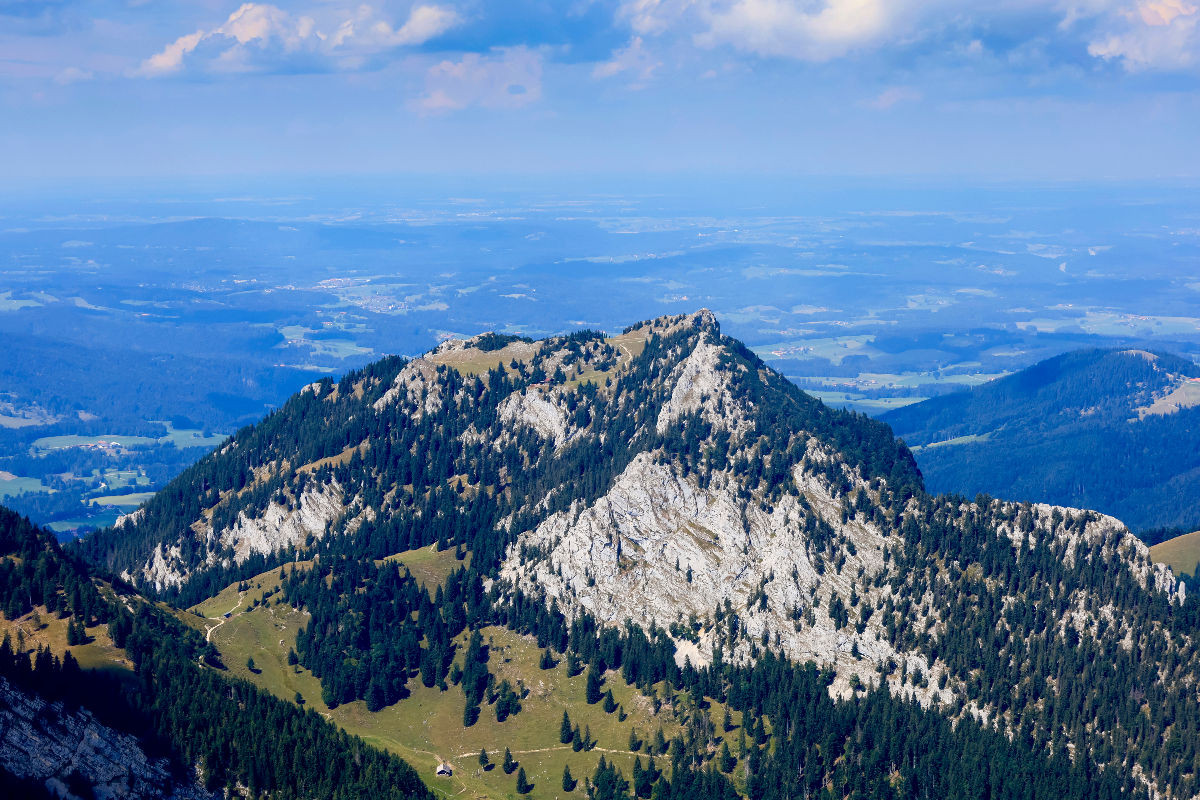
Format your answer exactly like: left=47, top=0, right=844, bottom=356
left=3, top=179, right=1199, bottom=535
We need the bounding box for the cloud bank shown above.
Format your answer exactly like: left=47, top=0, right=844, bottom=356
left=134, top=3, right=461, bottom=77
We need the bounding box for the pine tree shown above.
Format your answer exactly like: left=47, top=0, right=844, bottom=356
left=653, top=727, right=667, bottom=756
left=560, top=710, right=573, bottom=743
left=478, top=749, right=489, bottom=768
left=585, top=663, right=603, bottom=704
left=502, top=747, right=517, bottom=774
left=562, top=764, right=576, bottom=792
left=719, top=741, right=736, bottom=773
left=515, top=766, right=532, bottom=794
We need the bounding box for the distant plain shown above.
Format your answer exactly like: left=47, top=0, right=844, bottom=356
left=1, top=179, right=1197, bottom=535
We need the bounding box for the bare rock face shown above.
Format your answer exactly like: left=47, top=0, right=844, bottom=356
left=655, top=331, right=749, bottom=441
left=499, top=317, right=1183, bottom=710
left=0, top=677, right=216, bottom=800
left=500, top=448, right=944, bottom=701
left=373, top=358, right=444, bottom=417
left=499, top=388, right=573, bottom=449
left=129, top=480, right=347, bottom=592
left=220, top=480, right=345, bottom=565
left=502, top=444, right=1178, bottom=707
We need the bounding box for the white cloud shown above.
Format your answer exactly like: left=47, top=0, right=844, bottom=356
left=384, top=4, right=462, bottom=46
left=1086, top=0, right=1199, bottom=70
left=134, top=3, right=461, bottom=77
left=619, top=0, right=701, bottom=35
left=699, top=0, right=891, bottom=60
left=613, top=0, right=1200, bottom=72
left=417, top=47, right=543, bottom=112
left=593, top=37, right=662, bottom=86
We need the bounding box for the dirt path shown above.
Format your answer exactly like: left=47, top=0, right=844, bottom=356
left=453, top=745, right=642, bottom=759
left=203, top=593, right=245, bottom=643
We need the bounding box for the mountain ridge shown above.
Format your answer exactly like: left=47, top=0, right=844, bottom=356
left=74, top=310, right=1200, bottom=798
left=881, top=347, right=1200, bottom=531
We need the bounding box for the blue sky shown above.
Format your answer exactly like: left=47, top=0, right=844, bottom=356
left=2, top=0, right=1198, bottom=180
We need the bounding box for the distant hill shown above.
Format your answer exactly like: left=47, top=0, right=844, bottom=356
left=881, top=348, right=1200, bottom=532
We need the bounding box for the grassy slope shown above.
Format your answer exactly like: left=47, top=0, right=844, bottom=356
left=197, top=547, right=739, bottom=800
left=1149, top=530, right=1200, bottom=576
left=0, top=589, right=132, bottom=675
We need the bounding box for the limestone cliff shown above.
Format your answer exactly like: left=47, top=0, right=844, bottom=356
left=0, top=677, right=215, bottom=800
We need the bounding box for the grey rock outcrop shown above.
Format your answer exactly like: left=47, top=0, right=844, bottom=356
left=0, top=676, right=216, bottom=800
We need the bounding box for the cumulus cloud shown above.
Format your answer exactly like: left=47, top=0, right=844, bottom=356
left=698, top=0, right=893, bottom=60
left=416, top=46, right=543, bottom=112
left=612, top=0, right=1200, bottom=72
left=134, top=3, right=461, bottom=77
left=1086, top=0, right=1199, bottom=70
left=619, top=0, right=701, bottom=35
left=593, top=36, right=662, bottom=86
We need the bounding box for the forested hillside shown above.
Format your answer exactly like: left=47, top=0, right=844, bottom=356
left=882, top=348, right=1200, bottom=531
left=0, top=505, right=430, bottom=799
left=75, top=312, right=1200, bottom=799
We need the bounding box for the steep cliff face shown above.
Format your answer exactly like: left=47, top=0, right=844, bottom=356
left=0, top=677, right=215, bottom=800
left=132, top=479, right=348, bottom=591
left=497, top=328, right=1182, bottom=708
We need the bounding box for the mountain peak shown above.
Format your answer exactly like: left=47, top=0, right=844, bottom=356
left=73, top=313, right=1200, bottom=798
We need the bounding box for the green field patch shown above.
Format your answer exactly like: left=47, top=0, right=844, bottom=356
left=157, top=422, right=229, bottom=448
left=802, top=391, right=925, bottom=413
left=0, top=290, right=42, bottom=311
left=89, top=491, right=155, bottom=508
left=0, top=474, right=46, bottom=497
left=607, top=331, right=648, bottom=362
left=0, top=602, right=132, bottom=676
left=209, top=606, right=707, bottom=800
left=379, top=544, right=469, bottom=590
left=754, top=334, right=880, bottom=365
left=32, top=424, right=228, bottom=454
left=95, top=468, right=151, bottom=492
left=190, top=559, right=313, bottom=619
left=429, top=339, right=542, bottom=377
left=33, top=433, right=159, bottom=451
left=909, top=433, right=992, bottom=453
left=0, top=413, right=54, bottom=429
left=1150, top=530, right=1200, bottom=577
left=47, top=509, right=121, bottom=533
left=279, top=324, right=372, bottom=360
